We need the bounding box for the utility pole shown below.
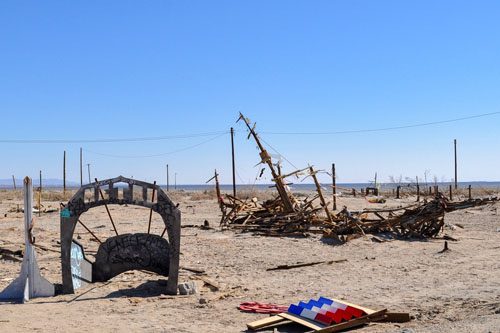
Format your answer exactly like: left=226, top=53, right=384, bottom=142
left=87, top=164, right=91, bottom=184
left=80, top=147, right=83, bottom=186
left=454, top=139, right=458, bottom=189
left=12, top=175, right=16, bottom=190
left=331, top=163, right=336, bottom=211
left=230, top=127, right=236, bottom=197
left=174, top=172, right=177, bottom=190
left=63, top=150, right=66, bottom=195
left=38, top=170, right=42, bottom=217
left=238, top=113, right=294, bottom=212
left=166, top=164, right=169, bottom=192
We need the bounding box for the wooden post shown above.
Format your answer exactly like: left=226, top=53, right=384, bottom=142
left=454, top=139, right=458, bottom=189
left=331, top=163, right=337, bottom=211
left=38, top=170, right=42, bottom=217
left=12, top=175, right=16, bottom=190
left=309, top=167, right=333, bottom=223
left=63, top=150, right=66, bottom=195
left=80, top=147, right=83, bottom=186
left=468, top=185, right=472, bottom=200
left=230, top=127, right=236, bottom=198
left=434, top=185, right=439, bottom=195
left=86, top=163, right=91, bottom=184
left=166, top=164, right=169, bottom=192
left=416, top=176, right=420, bottom=202
left=396, top=186, right=400, bottom=199
left=449, top=184, right=453, bottom=201
left=352, top=188, right=356, bottom=197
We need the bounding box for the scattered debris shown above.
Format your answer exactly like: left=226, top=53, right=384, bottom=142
left=438, top=241, right=450, bottom=253
left=238, top=302, right=289, bottom=314
left=246, top=296, right=410, bottom=332
left=178, top=281, right=198, bottom=295
left=217, top=114, right=499, bottom=244
left=266, top=259, right=347, bottom=271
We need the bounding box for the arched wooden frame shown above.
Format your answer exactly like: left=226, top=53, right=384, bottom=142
left=60, top=176, right=180, bottom=295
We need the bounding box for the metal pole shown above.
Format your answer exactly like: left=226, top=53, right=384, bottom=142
left=230, top=127, right=236, bottom=197
left=95, top=178, right=119, bottom=236
left=63, top=150, right=66, bottom=195
left=147, top=181, right=157, bottom=234
left=80, top=147, right=83, bottom=186
left=454, top=139, right=458, bottom=189
left=174, top=173, right=177, bottom=190
left=166, top=164, right=169, bottom=192
left=12, top=175, right=16, bottom=190
left=331, top=163, right=336, bottom=211
left=87, top=164, right=91, bottom=184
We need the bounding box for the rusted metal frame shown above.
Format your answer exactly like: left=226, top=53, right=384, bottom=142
left=94, top=178, right=119, bottom=236
left=147, top=181, right=157, bottom=234
left=77, top=219, right=103, bottom=244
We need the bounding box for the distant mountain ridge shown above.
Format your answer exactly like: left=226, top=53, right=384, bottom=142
left=0, top=178, right=79, bottom=188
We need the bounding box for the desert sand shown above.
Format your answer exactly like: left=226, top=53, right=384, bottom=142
left=0, top=189, right=499, bottom=332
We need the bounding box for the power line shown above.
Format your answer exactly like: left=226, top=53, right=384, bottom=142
left=0, top=130, right=229, bottom=144
left=260, top=111, right=500, bottom=135
left=83, top=132, right=226, bottom=158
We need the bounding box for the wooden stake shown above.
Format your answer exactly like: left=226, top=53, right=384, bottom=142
left=396, top=186, right=400, bottom=199
left=449, top=184, right=453, bottom=201
left=468, top=184, right=472, bottom=200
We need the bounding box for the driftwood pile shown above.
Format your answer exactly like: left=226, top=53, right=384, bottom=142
left=218, top=113, right=499, bottom=242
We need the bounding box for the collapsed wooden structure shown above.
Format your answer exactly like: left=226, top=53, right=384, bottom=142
left=218, top=113, right=499, bottom=242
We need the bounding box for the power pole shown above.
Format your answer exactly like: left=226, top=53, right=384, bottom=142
left=238, top=113, right=294, bottom=212
left=230, top=127, right=236, bottom=197
left=454, top=139, right=458, bottom=189
left=174, top=172, right=177, bottom=190
left=331, top=163, right=337, bottom=211
left=86, top=164, right=91, bottom=184
left=38, top=170, right=42, bottom=217
left=166, top=164, right=169, bottom=192
left=63, top=150, right=66, bottom=194
left=80, top=147, right=83, bottom=186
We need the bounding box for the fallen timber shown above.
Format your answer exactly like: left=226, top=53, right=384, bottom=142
left=218, top=113, right=499, bottom=242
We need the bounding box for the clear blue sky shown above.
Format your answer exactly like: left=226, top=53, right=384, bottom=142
left=1, top=1, right=499, bottom=185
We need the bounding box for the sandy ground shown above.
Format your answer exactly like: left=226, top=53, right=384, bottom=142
left=0, top=189, right=499, bottom=332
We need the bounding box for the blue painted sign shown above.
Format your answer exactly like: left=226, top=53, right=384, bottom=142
left=60, top=208, right=71, bottom=218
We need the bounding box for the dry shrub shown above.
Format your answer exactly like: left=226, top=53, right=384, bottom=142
left=189, top=189, right=218, bottom=201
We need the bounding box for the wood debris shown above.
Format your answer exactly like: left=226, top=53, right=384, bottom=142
left=218, top=113, right=499, bottom=243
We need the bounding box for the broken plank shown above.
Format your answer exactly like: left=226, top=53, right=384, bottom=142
left=246, top=315, right=289, bottom=330
left=314, top=309, right=387, bottom=333
left=278, top=312, right=325, bottom=331
left=266, top=259, right=347, bottom=271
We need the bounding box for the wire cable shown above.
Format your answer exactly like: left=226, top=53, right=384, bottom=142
left=83, top=132, right=226, bottom=158
left=0, top=130, right=229, bottom=144
left=260, top=111, right=500, bottom=135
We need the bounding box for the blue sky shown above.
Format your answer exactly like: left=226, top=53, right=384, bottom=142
left=0, top=1, right=499, bottom=185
